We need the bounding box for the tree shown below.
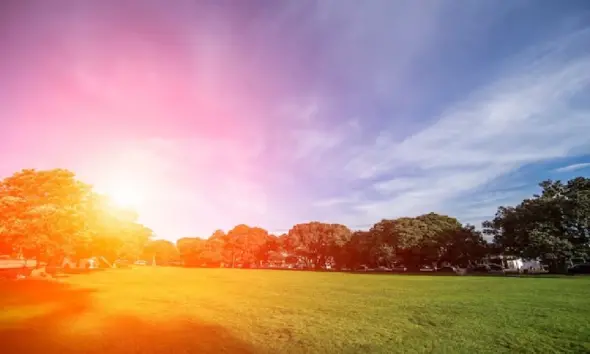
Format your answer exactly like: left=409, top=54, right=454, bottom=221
left=256, top=234, right=281, bottom=266
left=344, top=231, right=372, bottom=269
left=366, top=214, right=478, bottom=269
left=0, top=169, right=153, bottom=265
left=224, top=225, right=269, bottom=268
left=437, top=225, right=488, bottom=267
left=143, top=239, right=179, bottom=265
left=415, top=213, right=463, bottom=267
left=177, top=236, right=225, bottom=267
left=545, top=178, right=590, bottom=253
left=177, top=237, right=207, bottom=266
left=369, top=217, right=428, bottom=269
left=484, top=177, right=590, bottom=273
left=370, top=243, right=396, bottom=268
left=85, top=194, right=152, bottom=262
left=210, top=229, right=226, bottom=241
left=286, top=222, right=352, bottom=269
left=203, top=232, right=226, bottom=267
left=0, top=169, right=93, bottom=263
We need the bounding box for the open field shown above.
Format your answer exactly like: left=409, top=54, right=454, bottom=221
left=1, top=268, right=590, bottom=354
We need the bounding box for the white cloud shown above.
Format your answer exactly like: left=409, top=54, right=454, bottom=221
left=321, top=28, right=590, bottom=225
left=555, top=162, right=590, bottom=172
left=373, top=178, right=424, bottom=194
left=312, top=197, right=355, bottom=208
left=292, top=128, right=346, bottom=160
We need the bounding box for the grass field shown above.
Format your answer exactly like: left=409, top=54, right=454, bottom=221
left=1, top=268, right=590, bottom=354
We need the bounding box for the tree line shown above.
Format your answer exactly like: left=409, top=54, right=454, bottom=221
left=0, top=169, right=588, bottom=273
left=174, top=216, right=488, bottom=271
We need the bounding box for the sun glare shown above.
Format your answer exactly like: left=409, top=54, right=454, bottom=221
left=109, top=186, right=142, bottom=208
left=92, top=169, right=149, bottom=210
left=96, top=178, right=145, bottom=209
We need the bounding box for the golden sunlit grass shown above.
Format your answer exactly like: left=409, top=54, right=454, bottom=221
left=2, top=268, right=590, bottom=353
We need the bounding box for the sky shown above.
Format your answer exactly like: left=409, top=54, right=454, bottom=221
left=1, top=1, right=590, bottom=240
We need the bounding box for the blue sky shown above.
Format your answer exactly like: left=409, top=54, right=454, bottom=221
left=1, top=1, right=589, bottom=239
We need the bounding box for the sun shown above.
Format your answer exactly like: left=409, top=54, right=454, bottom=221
left=98, top=180, right=144, bottom=209
left=92, top=170, right=148, bottom=210
left=109, top=186, right=142, bottom=208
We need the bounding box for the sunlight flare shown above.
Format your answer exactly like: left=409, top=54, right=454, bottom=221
left=95, top=176, right=146, bottom=209
left=108, top=185, right=143, bottom=208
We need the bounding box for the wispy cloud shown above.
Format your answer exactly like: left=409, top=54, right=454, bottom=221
left=313, top=27, right=590, bottom=227
left=555, top=162, right=590, bottom=172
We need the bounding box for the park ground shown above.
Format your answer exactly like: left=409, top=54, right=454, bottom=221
left=1, top=268, right=589, bottom=354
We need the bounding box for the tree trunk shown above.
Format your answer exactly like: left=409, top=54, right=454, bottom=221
left=34, top=248, right=41, bottom=269
left=547, top=259, right=568, bottom=274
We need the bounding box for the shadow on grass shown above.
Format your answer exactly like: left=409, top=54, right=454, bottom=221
left=0, top=280, right=260, bottom=354
left=0, top=279, right=95, bottom=309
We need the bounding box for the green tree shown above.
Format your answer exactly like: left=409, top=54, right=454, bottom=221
left=286, top=222, right=352, bottom=269
left=415, top=213, right=463, bottom=266
left=345, top=231, right=373, bottom=269
left=369, top=217, right=428, bottom=269
left=484, top=177, right=590, bottom=273
left=437, top=225, right=488, bottom=267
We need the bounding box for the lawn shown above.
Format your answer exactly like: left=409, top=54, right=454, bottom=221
left=1, top=268, right=589, bottom=354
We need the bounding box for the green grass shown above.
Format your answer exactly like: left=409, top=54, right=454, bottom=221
left=1, top=268, right=590, bottom=353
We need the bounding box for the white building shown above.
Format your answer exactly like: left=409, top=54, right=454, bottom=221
left=494, top=255, right=544, bottom=272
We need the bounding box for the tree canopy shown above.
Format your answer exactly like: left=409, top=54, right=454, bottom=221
left=484, top=177, right=590, bottom=272
left=0, top=169, right=152, bottom=264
